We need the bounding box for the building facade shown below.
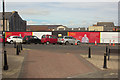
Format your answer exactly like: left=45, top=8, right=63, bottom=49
left=88, top=26, right=104, bottom=31
left=97, top=22, right=114, bottom=31
left=0, top=11, right=26, bottom=31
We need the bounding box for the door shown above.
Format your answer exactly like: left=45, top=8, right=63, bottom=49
left=52, top=36, right=57, bottom=43
left=48, top=35, right=53, bottom=43
left=13, top=36, right=18, bottom=42
left=71, top=37, right=75, bottom=44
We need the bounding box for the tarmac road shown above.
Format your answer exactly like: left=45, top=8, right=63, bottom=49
left=21, top=43, right=119, bottom=55
left=2, top=43, right=119, bottom=78
left=19, top=43, right=118, bottom=78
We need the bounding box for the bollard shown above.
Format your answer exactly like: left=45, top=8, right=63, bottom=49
left=106, top=46, right=108, bottom=56
left=3, top=50, right=8, bottom=70
left=16, top=45, right=19, bottom=55
left=108, top=49, right=110, bottom=61
left=14, top=42, right=16, bottom=48
left=88, top=47, right=91, bottom=58
left=18, top=44, right=21, bottom=53
left=103, top=52, right=107, bottom=69
left=21, top=43, right=23, bottom=50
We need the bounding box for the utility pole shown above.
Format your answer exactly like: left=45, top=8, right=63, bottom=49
left=2, top=0, right=8, bottom=70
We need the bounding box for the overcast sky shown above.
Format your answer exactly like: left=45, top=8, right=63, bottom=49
left=0, top=1, right=118, bottom=27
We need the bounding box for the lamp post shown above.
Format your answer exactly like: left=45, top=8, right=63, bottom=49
left=2, top=0, right=8, bottom=70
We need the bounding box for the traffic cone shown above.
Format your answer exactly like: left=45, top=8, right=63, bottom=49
left=113, top=40, right=115, bottom=46
left=95, top=41, right=97, bottom=45
left=75, top=43, right=77, bottom=45
left=109, top=40, right=111, bottom=46
left=75, top=40, right=77, bottom=45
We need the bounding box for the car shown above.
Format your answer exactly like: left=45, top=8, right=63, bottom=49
left=7, top=36, right=23, bottom=44
left=41, top=35, right=58, bottom=45
left=23, top=36, right=41, bottom=44
left=57, top=36, right=80, bottom=45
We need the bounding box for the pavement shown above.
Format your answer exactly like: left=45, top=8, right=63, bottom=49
left=2, top=44, right=27, bottom=78
left=1, top=43, right=119, bottom=79
left=0, top=43, right=2, bottom=80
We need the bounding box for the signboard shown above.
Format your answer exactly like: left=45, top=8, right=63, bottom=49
left=68, top=32, right=100, bottom=43
left=5, top=32, right=32, bottom=38
left=100, top=32, right=119, bottom=43
left=32, top=32, right=52, bottom=39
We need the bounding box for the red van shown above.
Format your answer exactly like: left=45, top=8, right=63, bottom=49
left=41, top=35, right=58, bottom=45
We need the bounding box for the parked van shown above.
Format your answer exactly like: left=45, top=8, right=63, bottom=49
left=41, top=35, right=58, bottom=45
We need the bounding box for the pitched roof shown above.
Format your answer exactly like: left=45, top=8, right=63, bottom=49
left=0, top=12, right=12, bottom=20
left=27, top=25, right=49, bottom=31
left=28, top=25, right=63, bottom=29
left=97, top=22, right=114, bottom=27
left=27, top=25, right=63, bottom=29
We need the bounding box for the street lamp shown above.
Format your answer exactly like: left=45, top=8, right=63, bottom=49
left=2, top=0, right=8, bottom=70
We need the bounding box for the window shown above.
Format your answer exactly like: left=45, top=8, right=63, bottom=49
left=53, top=36, right=57, bottom=39
left=49, top=36, right=52, bottom=38
left=13, top=36, right=17, bottom=38
left=42, top=35, right=45, bottom=38
left=69, top=37, right=73, bottom=39
left=33, top=36, right=37, bottom=39
left=18, top=36, right=22, bottom=39
left=47, top=36, right=49, bottom=38
left=65, top=37, right=69, bottom=39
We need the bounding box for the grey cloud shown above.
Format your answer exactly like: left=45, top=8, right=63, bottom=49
left=19, top=8, right=50, bottom=16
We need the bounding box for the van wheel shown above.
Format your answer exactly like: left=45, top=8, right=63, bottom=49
left=46, top=41, right=50, bottom=45
left=60, top=43, right=63, bottom=45
left=10, top=40, right=13, bottom=44
left=65, top=41, right=69, bottom=45
left=34, top=43, right=37, bottom=44
left=27, top=42, right=30, bottom=44
left=53, top=43, right=55, bottom=45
